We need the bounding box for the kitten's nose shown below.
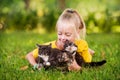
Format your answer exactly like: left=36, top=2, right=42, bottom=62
left=68, top=47, right=71, bottom=51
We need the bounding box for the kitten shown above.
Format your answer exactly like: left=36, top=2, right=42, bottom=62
left=64, top=40, right=106, bottom=67
left=36, top=43, right=74, bottom=70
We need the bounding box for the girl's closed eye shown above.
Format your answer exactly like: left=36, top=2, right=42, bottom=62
left=58, top=32, right=62, bottom=35
left=66, top=33, right=71, bottom=37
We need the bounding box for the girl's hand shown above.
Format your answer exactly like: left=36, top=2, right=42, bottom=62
left=89, top=48, right=95, bottom=55
left=33, top=64, right=42, bottom=70
left=68, top=59, right=81, bottom=71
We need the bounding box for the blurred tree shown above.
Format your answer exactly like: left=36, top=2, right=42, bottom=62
left=0, top=0, right=119, bottom=33
left=58, top=0, right=66, bottom=10
left=0, top=0, right=14, bottom=30
left=39, top=0, right=62, bottom=32
left=0, top=0, right=38, bottom=31
left=24, top=0, right=30, bottom=10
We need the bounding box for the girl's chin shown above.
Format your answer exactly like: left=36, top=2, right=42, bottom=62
left=61, top=42, right=65, bottom=46
left=59, top=43, right=64, bottom=49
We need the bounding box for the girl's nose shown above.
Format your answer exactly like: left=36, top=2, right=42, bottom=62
left=61, top=35, right=66, bottom=42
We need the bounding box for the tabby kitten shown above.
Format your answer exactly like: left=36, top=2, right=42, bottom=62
left=64, top=40, right=106, bottom=67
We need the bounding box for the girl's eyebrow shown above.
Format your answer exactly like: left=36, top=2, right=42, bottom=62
left=57, top=31, right=72, bottom=34
left=65, top=31, right=72, bottom=33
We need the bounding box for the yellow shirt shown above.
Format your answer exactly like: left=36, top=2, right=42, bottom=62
left=32, top=40, right=92, bottom=62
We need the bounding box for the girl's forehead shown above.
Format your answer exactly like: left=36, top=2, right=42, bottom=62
left=57, top=26, right=74, bottom=33
left=57, top=21, right=75, bottom=31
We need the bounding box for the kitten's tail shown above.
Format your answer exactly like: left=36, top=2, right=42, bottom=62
left=83, top=60, right=106, bottom=67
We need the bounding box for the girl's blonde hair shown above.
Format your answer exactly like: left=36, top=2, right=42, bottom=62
left=56, top=8, right=86, bottom=39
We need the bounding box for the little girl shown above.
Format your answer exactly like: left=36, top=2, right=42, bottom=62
left=26, top=8, right=94, bottom=71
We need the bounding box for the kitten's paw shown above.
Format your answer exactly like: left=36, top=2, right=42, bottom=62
left=46, top=62, right=50, bottom=66
left=43, top=62, right=51, bottom=66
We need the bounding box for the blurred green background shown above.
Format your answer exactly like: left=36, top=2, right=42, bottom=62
left=0, top=0, right=120, bottom=33
left=0, top=1, right=120, bottom=79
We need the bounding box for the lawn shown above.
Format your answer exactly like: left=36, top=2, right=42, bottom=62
left=0, top=31, right=120, bottom=80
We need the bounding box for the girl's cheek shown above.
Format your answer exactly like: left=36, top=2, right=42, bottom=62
left=57, top=35, right=61, bottom=39
left=69, top=37, right=75, bottom=42
left=58, top=36, right=62, bottom=41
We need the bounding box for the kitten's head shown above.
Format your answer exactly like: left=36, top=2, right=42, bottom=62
left=64, top=40, right=78, bottom=54
left=36, top=43, right=52, bottom=55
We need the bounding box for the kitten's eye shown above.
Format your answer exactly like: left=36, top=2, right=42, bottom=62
left=69, top=43, right=71, bottom=45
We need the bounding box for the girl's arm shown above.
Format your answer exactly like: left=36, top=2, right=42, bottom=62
left=75, top=40, right=92, bottom=62
left=68, top=58, right=82, bottom=71
left=26, top=51, right=37, bottom=66
left=89, top=48, right=95, bottom=55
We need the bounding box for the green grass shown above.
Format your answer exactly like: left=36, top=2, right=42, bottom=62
left=0, top=31, right=120, bottom=80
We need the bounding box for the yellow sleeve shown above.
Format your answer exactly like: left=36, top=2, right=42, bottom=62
left=44, top=40, right=57, bottom=48
left=75, top=40, right=92, bottom=62
left=32, top=48, right=39, bottom=59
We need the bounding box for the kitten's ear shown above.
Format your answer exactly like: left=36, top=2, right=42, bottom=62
left=36, top=44, right=41, bottom=48
left=48, top=43, right=52, bottom=47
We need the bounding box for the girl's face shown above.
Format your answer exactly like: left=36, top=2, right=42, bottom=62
left=56, top=23, right=78, bottom=49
